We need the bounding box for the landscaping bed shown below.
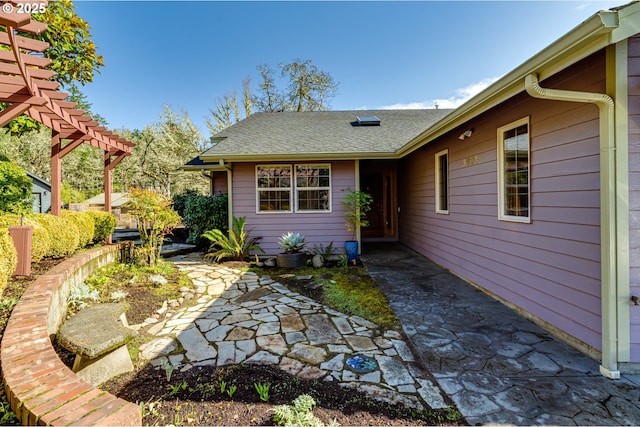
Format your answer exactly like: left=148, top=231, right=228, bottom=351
left=1, top=256, right=465, bottom=426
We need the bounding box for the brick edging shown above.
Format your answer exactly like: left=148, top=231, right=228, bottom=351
left=1, top=244, right=142, bottom=426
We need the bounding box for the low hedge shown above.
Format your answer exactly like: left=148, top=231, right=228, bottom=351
left=0, top=226, right=17, bottom=294
left=0, top=210, right=116, bottom=266
left=85, top=210, right=116, bottom=243
left=61, top=210, right=95, bottom=248
left=0, top=214, right=52, bottom=263
left=32, top=214, right=80, bottom=258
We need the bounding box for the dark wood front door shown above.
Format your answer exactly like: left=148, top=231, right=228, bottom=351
left=361, top=169, right=396, bottom=238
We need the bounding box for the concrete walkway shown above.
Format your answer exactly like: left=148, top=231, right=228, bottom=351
left=135, top=253, right=450, bottom=413
left=361, top=243, right=640, bottom=426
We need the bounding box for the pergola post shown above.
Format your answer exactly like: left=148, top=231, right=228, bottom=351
left=50, top=131, right=61, bottom=216
left=104, top=151, right=112, bottom=213
left=104, top=151, right=113, bottom=243
left=104, top=150, right=128, bottom=244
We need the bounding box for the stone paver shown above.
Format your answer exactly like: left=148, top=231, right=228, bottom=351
left=361, top=243, right=640, bottom=426
left=139, top=253, right=450, bottom=411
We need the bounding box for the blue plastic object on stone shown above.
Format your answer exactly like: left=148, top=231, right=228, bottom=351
left=345, top=355, right=377, bottom=373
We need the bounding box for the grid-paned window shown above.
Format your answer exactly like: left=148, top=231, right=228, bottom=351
left=256, top=165, right=292, bottom=212
left=295, top=164, right=331, bottom=212
left=435, top=149, right=449, bottom=214
left=498, top=117, right=530, bottom=222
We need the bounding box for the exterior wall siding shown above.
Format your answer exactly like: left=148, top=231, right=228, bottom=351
left=32, top=185, right=51, bottom=213
left=212, top=171, right=228, bottom=195
left=398, top=53, right=604, bottom=352
left=628, top=35, right=640, bottom=361
left=231, top=161, right=356, bottom=254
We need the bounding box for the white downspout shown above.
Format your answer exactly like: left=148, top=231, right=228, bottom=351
left=524, top=73, right=620, bottom=379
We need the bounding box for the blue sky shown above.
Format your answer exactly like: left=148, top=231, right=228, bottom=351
left=74, top=0, right=624, bottom=137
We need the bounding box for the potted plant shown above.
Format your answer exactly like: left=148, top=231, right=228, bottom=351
left=276, top=232, right=307, bottom=268
left=340, top=188, right=373, bottom=263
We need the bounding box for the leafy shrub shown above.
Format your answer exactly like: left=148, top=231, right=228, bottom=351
left=311, top=242, right=340, bottom=265
left=173, top=191, right=228, bottom=246
left=61, top=210, right=95, bottom=248
left=0, top=155, right=33, bottom=215
left=61, top=180, right=86, bottom=205
left=85, top=210, right=116, bottom=243
left=0, top=226, right=17, bottom=294
left=172, top=189, right=198, bottom=218
left=202, top=216, right=263, bottom=262
left=0, top=214, right=51, bottom=262
left=32, top=214, right=80, bottom=258
left=0, top=400, right=17, bottom=425
left=272, top=394, right=338, bottom=427
left=340, top=188, right=373, bottom=240
left=68, top=283, right=99, bottom=309
left=126, top=188, right=181, bottom=266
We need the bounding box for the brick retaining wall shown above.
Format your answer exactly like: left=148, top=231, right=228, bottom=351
left=1, top=244, right=141, bottom=426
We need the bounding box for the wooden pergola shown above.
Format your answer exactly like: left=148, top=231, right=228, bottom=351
left=0, top=1, right=134, bottom=219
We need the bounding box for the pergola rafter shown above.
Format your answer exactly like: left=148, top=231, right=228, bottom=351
left=0, top=1, right=135, bottom=227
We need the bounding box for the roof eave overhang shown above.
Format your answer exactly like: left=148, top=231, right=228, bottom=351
left=199, top=151, right=399, bottom=163
left=179, top=164, right=230, bottom=171
left=396, top=7, right=625, bottom=157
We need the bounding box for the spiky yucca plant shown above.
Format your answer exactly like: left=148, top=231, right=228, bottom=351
left=202, top=216, right=264, bottom=262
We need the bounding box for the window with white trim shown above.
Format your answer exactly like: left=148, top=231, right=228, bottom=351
left=256, top=165, right=292, bottom=212
left=498, top=117, right=530, bottom=222
left=256, top=164, right=332, bottom=213
left=295, top=164, right=331, bottom=212
left=435, top=149, right=449, bottom=214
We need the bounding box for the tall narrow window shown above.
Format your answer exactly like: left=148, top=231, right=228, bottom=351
left=435, top=149, right=449, bottom=214
left=498, top=117, right=530, bottom=222
left=295, top=164, right=331, bottom=212
left=256, top=165, right=292, bottom=212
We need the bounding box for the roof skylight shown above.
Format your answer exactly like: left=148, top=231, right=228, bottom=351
left=355, top=115, right=381, bottom=126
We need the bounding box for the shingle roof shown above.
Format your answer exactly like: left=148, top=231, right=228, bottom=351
left=84, top=192, right=130, bottom=208
left=26, top=171, right=51, bottom=190
left=199, top=109, right=453, bottom=161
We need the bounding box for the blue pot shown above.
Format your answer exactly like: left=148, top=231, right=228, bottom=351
left=344, top=240, right=358, bottom=263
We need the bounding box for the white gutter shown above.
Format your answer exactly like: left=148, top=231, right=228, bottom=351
left=524, top=73, right=620, bottom=379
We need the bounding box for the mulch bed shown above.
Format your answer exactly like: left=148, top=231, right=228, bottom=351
left=103, top=363, right=461, bottom=426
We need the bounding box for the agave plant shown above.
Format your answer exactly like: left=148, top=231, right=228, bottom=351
left=202, top=216, right=264, bottom=262
left=278, top=232, right=306, bottom=254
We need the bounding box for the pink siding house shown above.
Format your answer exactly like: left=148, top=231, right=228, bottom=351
left=186, top=2, right=640, bottom=376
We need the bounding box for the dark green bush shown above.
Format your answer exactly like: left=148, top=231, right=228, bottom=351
left=85, top=210, right=116, bottom=243
left=172, top=189, right=199, bottom=218
left=173, top=191, right=228, bottom=246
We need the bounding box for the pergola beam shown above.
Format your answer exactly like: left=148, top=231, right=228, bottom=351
left=0, top=101, right=33, bottom=127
